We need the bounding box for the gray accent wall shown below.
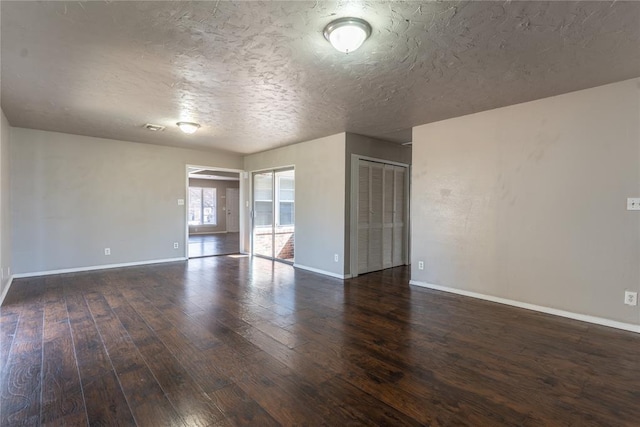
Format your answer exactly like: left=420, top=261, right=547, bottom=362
left=0, top=110, right=12, bottom=296
left=411, top=78, right=640, bottom=326
left=11, top=128, right=242, bottom=274
left=188, top=178, right=239, bottom=234
left=244, top=133, right=346, bottom=276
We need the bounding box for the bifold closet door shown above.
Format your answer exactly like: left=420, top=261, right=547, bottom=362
left=383, top=165, right=395, bottom=269
left=357, top=160, right=407, bottom=275
left=358, top=162, right=370, bottom=275
left=392, top=166, right=406, bottom=267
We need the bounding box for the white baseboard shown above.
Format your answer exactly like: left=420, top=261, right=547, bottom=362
left=409, top=280, right=640, bottom=334
left=12, top=257, right=188, bottom=279
left=293, top=264, right=350, bottom=280
left=0, top=275, right=14, bottom=306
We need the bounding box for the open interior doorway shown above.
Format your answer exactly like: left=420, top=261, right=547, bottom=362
left=187, top=167, right=241, bottom=258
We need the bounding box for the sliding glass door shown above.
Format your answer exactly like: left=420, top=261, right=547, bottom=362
left=252, top=168, right=295, bottom=263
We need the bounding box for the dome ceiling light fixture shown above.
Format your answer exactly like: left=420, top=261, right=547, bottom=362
left=177, top=121, right=200, bottom=134
left=323, top=17, right=372, bottom=53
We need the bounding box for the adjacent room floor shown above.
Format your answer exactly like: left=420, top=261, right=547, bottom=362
left=1, top=258, right=639, bottom=426
left=188, top=232, right=240, bottom=258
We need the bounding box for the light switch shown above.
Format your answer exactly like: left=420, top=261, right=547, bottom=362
left=178, top=199, right=185, bottom=206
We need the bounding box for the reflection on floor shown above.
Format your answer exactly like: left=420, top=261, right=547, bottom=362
left=188, top=233, right=239, bottom=258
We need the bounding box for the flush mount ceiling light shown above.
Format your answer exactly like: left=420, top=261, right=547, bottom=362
left=323, top=17, right=372, bottom=53
left=177, top=121, right=200, bottom=134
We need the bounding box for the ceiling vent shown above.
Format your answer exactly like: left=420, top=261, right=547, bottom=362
left=144, top=123, right=165, bottom=132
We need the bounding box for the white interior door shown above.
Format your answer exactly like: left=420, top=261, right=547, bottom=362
left=226, top=188, right=239, bottom=232
left=356, top=159, right=408, bottom=275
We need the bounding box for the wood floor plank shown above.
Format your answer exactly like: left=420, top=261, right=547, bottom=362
left=40, top=332, right=86, bottom=425
left=1, top=341, right=43, bottom=426
left=106, top=291, right=226, bottom=426
left=0, top=312, right=19, bottom=374
left=80, top=371, right=135, bottom=426
left=207, top=384, right=280, bottom=426
left=84, top=291, right=187, bottom=427
left=0, top=282, right=44, bottom=427
left=65, top=292, right=135, bottom=426
left=316, top=375, right=425, bottom=426
left=40, top=277, right=86, bottom=425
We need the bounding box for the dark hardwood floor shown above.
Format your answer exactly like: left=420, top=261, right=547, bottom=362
left=1, top=257, right=639, bottom=426
left=188, top=233, right=240, bottom=258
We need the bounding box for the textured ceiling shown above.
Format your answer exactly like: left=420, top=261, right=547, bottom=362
left=1, top=1, right=639, bottom=154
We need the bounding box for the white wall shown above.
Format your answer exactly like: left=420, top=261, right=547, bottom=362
left=411, top=78, right=640, bottom=326
left=244, top=133, right=346, bottom=277
left=0, top=110, right=12, bottom=298
left=11, top=128, right=243, bottom=274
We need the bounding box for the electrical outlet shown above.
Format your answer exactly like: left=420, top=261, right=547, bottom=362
left=418, top=261, right=424, bottom=270
left=624, top=291, right=637, bottom=306
left=334, top=254, right=339, bottom=262
left=104, top=248, right=111, bottom=256
left=627, top=198, right=640, bottom=210
left=173, top=242, right=179, bottom=249
left=178, top=199, right=185, bottom=206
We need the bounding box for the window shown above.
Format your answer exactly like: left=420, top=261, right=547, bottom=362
left=189, top=187, right=216, bottom=225
left=254, top=174, right=273, bottom=227
left=278, top=176, right=294, bottom=226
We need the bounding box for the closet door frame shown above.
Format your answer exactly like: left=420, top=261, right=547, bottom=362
left=349, top=154, right=410, bottom=278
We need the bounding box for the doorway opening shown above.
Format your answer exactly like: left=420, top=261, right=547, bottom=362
left=252, top=168, right=295, bottom=263
left=187, top=167, right=241, bottom=258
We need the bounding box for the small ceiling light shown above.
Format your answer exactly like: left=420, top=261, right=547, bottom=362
left=144, top=123, right=165, bottom=132
left=323, top=17, right=372, bottom=53
left=177, top=121, right=200, bottom=134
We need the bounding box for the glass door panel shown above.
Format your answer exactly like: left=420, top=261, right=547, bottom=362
left=253, top=172, right=274, bottom=258
left=274, top=169, right=295, bottom=262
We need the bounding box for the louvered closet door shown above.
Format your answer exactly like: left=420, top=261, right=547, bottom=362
left=392, top=166, right=406, bottom=267
left=357, top=160, right=407, bottom=275
left=368, top=163, right=384, bottom=272
left=357, top=162, right=370, bottom=274
left=382, top=165, right=395, bottom=269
